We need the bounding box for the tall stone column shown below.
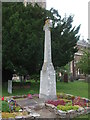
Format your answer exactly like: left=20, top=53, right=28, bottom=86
left=39, top=19, right=57, bottom=100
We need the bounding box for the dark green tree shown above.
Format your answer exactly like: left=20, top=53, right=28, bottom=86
left=50, top=8, right=80, bottom=67
left=2, top=3, right=80, bottom=82
left=2, top=3, right=46, bottom=82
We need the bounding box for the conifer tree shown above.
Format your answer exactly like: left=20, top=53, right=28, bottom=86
left=2, top=3, right=80, bottom=82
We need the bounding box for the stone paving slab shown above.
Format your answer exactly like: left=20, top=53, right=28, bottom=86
left=15, top=98, right=61, bottom=118
left=17, top=98, right=36, bottom=107
left=34, top=107, right=60, bottom=118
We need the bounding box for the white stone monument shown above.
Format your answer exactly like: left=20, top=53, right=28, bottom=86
left=8, top=80, right=12, bottom=94
left=39, top=19, right=57, bottom=100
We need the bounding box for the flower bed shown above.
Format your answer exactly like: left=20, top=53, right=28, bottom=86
left=45, top=93, right=90, bottom=118
left=1, top=93, right=90, bottom=119
left=2, top=111, right=28, bottom=119
left=1, top=98, right=23, bottom=113
left=1, top=94, right=40, bottom=119
left=12, top=94, right=39, bottom=99
left=1, top=97, right=29, bottom=119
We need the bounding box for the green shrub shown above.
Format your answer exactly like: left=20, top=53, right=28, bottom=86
left=1, top=101, right=21, bottom=112
left=15, top=106, right=21, bottom=112
left=30, top=74, right=39, bottom=81
left=65, top=101, right=72, bottom=106
left=57, top=105, right=79, bottom=111
left=2, top=101, right=10, bottom=112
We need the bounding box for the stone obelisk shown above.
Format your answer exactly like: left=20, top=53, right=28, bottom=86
left=39, top=19, right=56, bottom=100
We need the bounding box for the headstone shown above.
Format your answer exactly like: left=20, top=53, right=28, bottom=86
left=8, top=80, right=12, bottom=94
left=39, top=19, right=57, bottom=100
left=64, top=73, right=68, bottom=83
left=85, top=75, right=90, bottom=83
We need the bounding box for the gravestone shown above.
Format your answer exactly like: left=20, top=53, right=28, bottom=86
left=39, top=19, right=57, bottom=100
left=64, top=73, right=68, bottom=83
left=8, top=80, right=12, bottom=94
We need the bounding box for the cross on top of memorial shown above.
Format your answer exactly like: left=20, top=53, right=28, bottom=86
left=43, top=19, right=52, bottom=30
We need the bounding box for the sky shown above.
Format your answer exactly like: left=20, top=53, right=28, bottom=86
left=46, top=0, right=89, bottom=40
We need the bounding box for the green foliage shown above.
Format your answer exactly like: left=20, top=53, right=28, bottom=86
left=30, top=74, right=40, bottom=81
left=77, top=49, right=90, bottom=74
left=15, top=106, right=21, bottom=112
left=1, top=100, right=21, bottom=113
left=51, top=14, right=80, bottom=67
left=1, top=101, right=10, bottom=112
left=2, top=3, right=80, bottom=81
left=2, top=3, right=46, bottom=76
left=65, top=102, right=72, bottom=106
left=57, top=105, right=79, bottom=111
left=56, top=64, right=70, bottom=76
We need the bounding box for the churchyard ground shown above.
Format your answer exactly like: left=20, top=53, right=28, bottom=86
left=2, top=80, right=89, bottom=98
left=2, top=80, right=90, bottom=119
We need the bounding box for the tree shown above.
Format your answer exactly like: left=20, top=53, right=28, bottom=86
left=2, top=3, right=80, bottom=82
left=77, top=48, right=90, bottom=75
left=50, top=9, right=80, bottom=67
left=2, top=3, right=46, bottom=82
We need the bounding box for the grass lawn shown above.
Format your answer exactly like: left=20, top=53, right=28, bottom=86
left=2, top=80, right=90, bottom=119
left=2, top=80, right=89, bottom=98
left=2, top=80, right=39, bottom=96
left=56, top=80, right=89, bottom=98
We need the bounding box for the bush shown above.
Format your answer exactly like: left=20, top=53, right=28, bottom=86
left=1, top=100, right=22, bottom=113
left=30, top=74, right=40, bottom=81
left=57, top=105, right=79, bottom=111
left=1, top=101, right=10, bottom=112
left=15, top=106, right=21, bottom=112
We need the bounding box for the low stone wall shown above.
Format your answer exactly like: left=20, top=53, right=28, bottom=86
left=45, top=93, right=90, bottom=119
left=45, top=103, right=90, bottom=119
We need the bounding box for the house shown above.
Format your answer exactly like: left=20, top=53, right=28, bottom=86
left=70, top=39, right=89, bottom=79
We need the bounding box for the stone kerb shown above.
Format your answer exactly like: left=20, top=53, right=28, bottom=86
left=45, top=102, right=90, bottom=119
left=45, top=93, right=90, bottom=119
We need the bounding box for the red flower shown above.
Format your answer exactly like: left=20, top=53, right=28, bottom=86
left=28, top=94, right=33, bottom=99
left=47, top=100, right=66, bottom=106
left=2, top=96, right=4, bottom=101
